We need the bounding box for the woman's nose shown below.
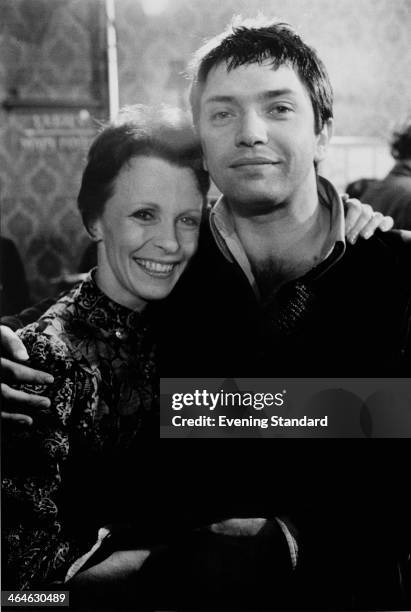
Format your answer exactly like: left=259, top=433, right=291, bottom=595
left=235, top=111, right=269, bottom=147
left=153, top=223, right=180, bottom=253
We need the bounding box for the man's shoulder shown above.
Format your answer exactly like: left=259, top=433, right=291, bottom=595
left=353, top=230, right=411, bottom=280
left=373, top=228, right=411, bottom=250
left=395, top=228, right=411, bottom=243
left=354, top=229, right=411, bottom=292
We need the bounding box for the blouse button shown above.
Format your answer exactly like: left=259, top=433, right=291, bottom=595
left=115, top=329, right=127, bottom=340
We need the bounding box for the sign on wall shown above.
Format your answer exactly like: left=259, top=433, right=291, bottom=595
left=18, top=110, right=97, bottom=153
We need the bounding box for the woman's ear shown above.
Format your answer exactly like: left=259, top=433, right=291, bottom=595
left=87, top=218, right=103, bottom=243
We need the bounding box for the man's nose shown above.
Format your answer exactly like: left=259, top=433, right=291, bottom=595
left=153, top=222, right=180, bottom=253
left=235, top=111, right=269, bottom=147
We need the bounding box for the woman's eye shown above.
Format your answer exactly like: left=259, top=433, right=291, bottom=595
left=179, top=216, right=200, bottom=228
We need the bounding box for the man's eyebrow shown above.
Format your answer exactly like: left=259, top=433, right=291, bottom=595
left=203, top=95, right=237, bottom=105
left=203, top=90, right=297, bottom=105
left=259, top=89, right=296, bottom=101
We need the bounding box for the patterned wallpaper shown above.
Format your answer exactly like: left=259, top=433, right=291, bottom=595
left=1, top=0, right=411, bottom=302
left=1, top=0, right=107, bottom=302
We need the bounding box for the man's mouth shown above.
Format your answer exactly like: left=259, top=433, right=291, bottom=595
left=133, top=258, right=179, bottom=277
left=229, top=157, right=279, bottom=168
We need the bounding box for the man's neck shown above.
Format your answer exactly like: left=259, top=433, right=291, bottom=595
left=227, top=186, right=331, bottom=288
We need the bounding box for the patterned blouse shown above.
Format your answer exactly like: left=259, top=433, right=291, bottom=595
left=2, top=271, right=158, bottom=590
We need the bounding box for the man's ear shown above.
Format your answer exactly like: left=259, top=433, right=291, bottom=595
left=314, top=118, right=333, bottom=163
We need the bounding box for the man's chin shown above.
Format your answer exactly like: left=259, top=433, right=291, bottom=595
left=227, top=190, right=283, bottom=214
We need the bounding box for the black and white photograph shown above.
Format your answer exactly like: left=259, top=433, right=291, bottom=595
left=1, top=0, right=411, bottom=609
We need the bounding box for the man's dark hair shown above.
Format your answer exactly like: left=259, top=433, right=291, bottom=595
left=189, top=16, right=333, bottom=134
left=78, top=104, right=210, bottom=234
left=391, top=122, right=411, bottom=160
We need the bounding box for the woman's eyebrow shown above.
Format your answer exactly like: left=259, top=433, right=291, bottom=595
left=129, top=201, right=160, bottom=209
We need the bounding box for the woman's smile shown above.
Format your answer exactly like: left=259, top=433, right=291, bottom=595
left=133, top=257, right=180, bottom=278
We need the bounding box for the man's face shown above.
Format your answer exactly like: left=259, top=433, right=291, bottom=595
left=198, top=61, right=331, bottom=213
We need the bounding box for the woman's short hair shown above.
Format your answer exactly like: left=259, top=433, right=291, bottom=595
left=78, top=105, right=210, bottom=233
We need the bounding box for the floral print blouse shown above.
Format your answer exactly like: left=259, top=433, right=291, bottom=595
left=2, top=271, right=158, bottom=589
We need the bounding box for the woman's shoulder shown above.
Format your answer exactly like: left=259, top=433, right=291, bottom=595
left=16, top=325, right=75, bottom=381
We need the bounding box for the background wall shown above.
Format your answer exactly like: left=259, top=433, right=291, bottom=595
left=115, top=0, right=411, bottom=139
left=0, top=0, right=107, bottom=302
left=1, top=0, right=411, bottom=301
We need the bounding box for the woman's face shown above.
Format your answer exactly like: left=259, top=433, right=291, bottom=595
left=94, top=156, right=204, bottom=310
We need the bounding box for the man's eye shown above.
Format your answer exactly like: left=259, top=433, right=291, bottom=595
left=132, top=210, right=154, bottom=221
left=211, top=111, right=233, bottom=121
left=268, top=105, right=292, bottom=116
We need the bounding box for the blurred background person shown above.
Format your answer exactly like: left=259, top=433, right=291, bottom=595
left=359, top=122, right=411, bottom=229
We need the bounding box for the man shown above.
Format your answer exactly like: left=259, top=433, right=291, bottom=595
left=361, top=121, right=411, bottom=229
left=2, top=17, right=410, bottom=609
left=156, top=17, right=410, bottom=607
left=158, top=18, right=411, bottom=378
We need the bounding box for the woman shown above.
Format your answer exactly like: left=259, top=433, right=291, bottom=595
left=2, top=104, right=209, bottom=590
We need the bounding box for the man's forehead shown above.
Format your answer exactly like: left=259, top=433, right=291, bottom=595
left=200, top=61, right=307, bottom=102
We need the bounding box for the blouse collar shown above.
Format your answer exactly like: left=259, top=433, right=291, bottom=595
left=72, top=270, right=149, bottom=339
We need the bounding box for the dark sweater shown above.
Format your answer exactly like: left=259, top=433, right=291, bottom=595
left=159, top=224, right=411, bottom=377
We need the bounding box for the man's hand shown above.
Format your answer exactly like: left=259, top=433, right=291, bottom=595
left=343, top=195, right=393, bottom=244
left=1, top=325, right=53, bottom=425
left=208, top=517, right=267, bottom=536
